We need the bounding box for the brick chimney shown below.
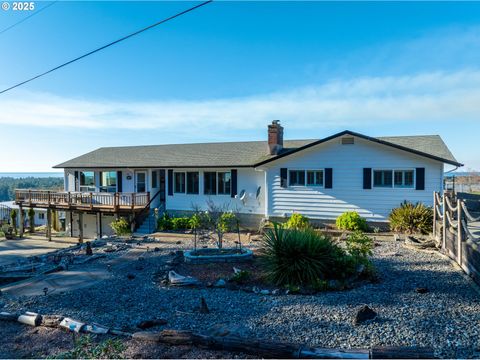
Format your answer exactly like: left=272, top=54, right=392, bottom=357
left=268, top=120, right=284, bottom=155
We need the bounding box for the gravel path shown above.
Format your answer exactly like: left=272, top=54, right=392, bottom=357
left=1, top=236, right=480, bottom=358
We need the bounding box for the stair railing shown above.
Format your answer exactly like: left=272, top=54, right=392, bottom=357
left=133, top=190, right=162, bottom=233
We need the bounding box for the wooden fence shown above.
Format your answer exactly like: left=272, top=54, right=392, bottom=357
left=433, top=191, right=480, bottom=285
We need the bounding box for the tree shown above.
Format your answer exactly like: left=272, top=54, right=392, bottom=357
left=28, top=208, right=35, bottom=233
left=10, top=209, right=17, bottom=235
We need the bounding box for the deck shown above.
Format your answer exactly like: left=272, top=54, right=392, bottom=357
left=15, top=190, right=150, bottom=213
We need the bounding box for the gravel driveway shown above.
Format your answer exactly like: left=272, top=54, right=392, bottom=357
left=1, top=236, right=479, bottom=359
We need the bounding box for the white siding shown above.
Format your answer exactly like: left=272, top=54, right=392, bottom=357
left=166, top=168, right=264, bottom=215
left=262, top=136, right=444, bottom=221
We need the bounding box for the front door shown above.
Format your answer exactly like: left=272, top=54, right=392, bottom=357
left=135, top=171, right=147, bottom=193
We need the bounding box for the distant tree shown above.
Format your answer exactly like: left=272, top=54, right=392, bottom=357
left=0, top=176, right=63, bottom=201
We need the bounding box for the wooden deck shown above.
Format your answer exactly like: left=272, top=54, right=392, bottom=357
left=15, top=190, right=150, bottom=213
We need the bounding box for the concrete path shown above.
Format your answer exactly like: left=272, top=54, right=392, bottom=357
left=0, top=237, right=78, bottom=267
left=1, top=247, right=147, bottom=297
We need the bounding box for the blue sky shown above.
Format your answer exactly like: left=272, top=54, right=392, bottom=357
left=0, top=1, right=479, bottom=171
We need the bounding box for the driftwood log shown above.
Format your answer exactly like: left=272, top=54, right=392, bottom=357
left=0, top=311, right=435, bottom=359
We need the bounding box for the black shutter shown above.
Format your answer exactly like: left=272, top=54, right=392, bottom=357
left=168, top=169, right=173, bottom=196
left=231, top=169, right=237, bottom=198
left=325, top=168, right=333, bottom=189
left=363, top=168, right=372, bottom=189
left=117, top=171, right=122, bottom=192
left=416, top=168, right=425, bottom=190
left=74, top=171, right=79, bottom=191
left=280, top=168, right=288, bottom=188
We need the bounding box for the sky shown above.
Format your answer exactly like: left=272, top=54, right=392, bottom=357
left=0, top=1, right=479, bottom=172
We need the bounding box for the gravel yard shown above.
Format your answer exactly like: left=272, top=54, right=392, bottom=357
left=1, top=235, right=480, bottom=359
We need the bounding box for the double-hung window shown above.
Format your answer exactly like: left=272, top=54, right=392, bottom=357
left=373, top=170, right=393, bottom=187
left=307, top=170, right=324, bottom=186
left=152, top=170, right=158, bottom=188
left=174, top=172, right=186, bottom=193
left=204, top=172, right=217, bottom=195
left=373, top=169, right=414, bottom=188
left=217, top=172, right=231, bottom=195
left=394, top=170, right=414, bottom=188
left=187, top=172, right=199, bottom=194
left=289, top=170, right=305, bottom=186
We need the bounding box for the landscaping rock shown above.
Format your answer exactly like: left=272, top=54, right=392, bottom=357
left=354, top=305, right=377, bottom=325
left=260, top=289, right=270, bottom=295
left=416, top=287, right=429, bottom=294
left=127, top=274, right=136, bottom=280
left=199, top=296, right=210, bottom=314
left=214, top=279, right=226, bottom=288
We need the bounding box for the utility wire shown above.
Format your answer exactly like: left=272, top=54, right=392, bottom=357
left=0, top=1, right=57, bottom=36
left=0, top=0, right=212, bottom=95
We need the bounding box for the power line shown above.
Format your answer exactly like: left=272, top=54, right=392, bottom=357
left=0, top=0, right=212, bottom=95
left=0, top=1, right=57, bottom=36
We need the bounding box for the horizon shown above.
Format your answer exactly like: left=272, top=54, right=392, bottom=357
left=1, top=1, right=479, bottom=171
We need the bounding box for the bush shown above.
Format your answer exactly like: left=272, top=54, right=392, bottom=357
left=389, top=201, right=433, bottom=234
left=157, top=213, right=173, bottom=231
left=285, top=213, right=310, bottom=230
left=171, top=217, right=191, bottom=230
left=219, top=212, right=237, bottom=233
left=51, top=335, right=125, bottom=359
left=345, top=231, right=374, bottom=259
left=262, top=224, right=347, bottom=286
left=336, top=211, right=368, bottom=231
left=110, top=218, right=131, bottom=236
left=231, top=270, right=250, bottom=284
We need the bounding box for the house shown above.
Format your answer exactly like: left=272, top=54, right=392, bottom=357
left=15, top=121, right=462, bottom=239
left=0, top=201, right=48, bottom=228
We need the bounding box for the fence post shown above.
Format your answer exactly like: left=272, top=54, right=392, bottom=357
left=442, top=191, right=447, bottom=251
left=457, top=198, right=463, bottom=267
left=433, top=192, right=437, bottom=239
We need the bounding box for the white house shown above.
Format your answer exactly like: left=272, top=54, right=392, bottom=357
left=15, top=121, right=462, bottom=239
left=0, top=201, right=48, bottom=228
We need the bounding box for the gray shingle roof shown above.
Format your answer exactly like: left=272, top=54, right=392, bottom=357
left=53, top=131, right=461, bottom=169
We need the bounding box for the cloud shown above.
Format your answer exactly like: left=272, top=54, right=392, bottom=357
left=1, top=69, right=480, bottom=133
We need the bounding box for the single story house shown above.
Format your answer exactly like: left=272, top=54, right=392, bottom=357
left=0, top=201, right=48, bottom=228
left=15, top=121, right=462, bottom=239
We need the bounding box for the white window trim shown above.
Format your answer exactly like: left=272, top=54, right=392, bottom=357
left=372, top=169, right=416, bottom=189
left=288, top=169, right=325, bottom=188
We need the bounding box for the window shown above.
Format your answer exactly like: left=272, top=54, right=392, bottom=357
left=307, top=170, right=324, bottom=186
left=373, top=170, right=393, bottom=187
left=204, top=172, right=217, bottom=195
left=38, top=213, right=45, bottom=220
left=99, top=171, right=117, bottom=192
left=80, top=171, right=95, bottom=192
left=152, top=170, right=158, bottom=188
left=217, top=172, right=231, bottom=195
left=394, top=170, right=414, bottom=188
left=187, top=172, right=199, bottom=194
left=289, top=170, right=305, bottom=186
left=174, top=172, right=186, bottom=193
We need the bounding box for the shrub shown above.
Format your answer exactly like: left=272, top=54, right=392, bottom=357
left=285, top=213, right=310, bottom=230
left=261, top=224, right=345, bottom=286
left=110, top=218, right=131, bottom=236
left=10, top=209, right=17, bottom=234
left=51, top=335, right=125, bottom=359
left=171, top=217, right=191, bottom=230
left=345, top=231, right=374, bottom=260
left=231, top=270, right=250, bottom=284
left=189, top=213, right=201, bottom=230
left=219, top=212, right=237, bottom=233
left=336, top=211, right=368, bottom=231
left=157, top=213, right=173, bottom=231
left=27, top=208, right=35, bottom=232
left=389, top=201, right=433, bottom=234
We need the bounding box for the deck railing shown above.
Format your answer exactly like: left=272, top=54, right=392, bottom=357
left=15, top=189, right=150, bottom=212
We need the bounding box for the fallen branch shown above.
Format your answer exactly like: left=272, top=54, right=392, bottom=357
left=0, top=311, right=435, bottom=359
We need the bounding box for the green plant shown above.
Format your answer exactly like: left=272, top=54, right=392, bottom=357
left=336, top=211, right=368, bottom=231
left=189, top=213, right=201, bottom=230
left=345, top=231, right=374, bottom=259
left=171, top=217, right=191, bottom=230
left=110, top=217, right=131, bottom=236
left=389, top=201, right=433, bottom=234
left=285, top=213, right=310, bottom=230
left=203, top=200, right=238, bottom=249
left=231, top=270, right=250, bottom=284
left=261, top=223, right=344, bottom=286
left=157, top=212, right=173, bottom=231
left=10, top=209, right=17, bottom=235
left=27, top=208, right=35, bottom=233
left=51, top=335, right=125, bottom=359
left=219, top=212, right=237, bottom=233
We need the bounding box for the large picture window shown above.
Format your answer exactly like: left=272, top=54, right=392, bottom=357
left=217, top=172, right=231, bottom=195
left=80, top=171, right=95, bottom=192
left=289, top=170, right=306, bottom=186
left=187, top=172, right=199, bottom=194
left=204, top=172, right=216, bottom=195
left=174, top=172, right=186, bottom=193
left=99, top=171, right=117, bottom=192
